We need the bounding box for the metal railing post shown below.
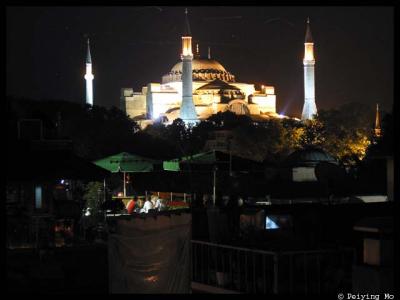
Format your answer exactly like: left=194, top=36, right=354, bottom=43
left=263, top=255, right=266, bottom=293
left=317, top=253, right=321, bottom=294
left=273, top=253, right=279, bottom=294
left=253, top=253, right=256, bottom=293
left=201, top=243, right=204, bottom=283
left=208, top=244, right=211, bottom=285
left=290, top=254, right=294, bottom=293
left=304, top=253, right=308, bottom=294
left=237, top=250, right=241, bottom=291
left=193, top=242, right=196, bottom=282
left=245, top=251, right=248, bottom=292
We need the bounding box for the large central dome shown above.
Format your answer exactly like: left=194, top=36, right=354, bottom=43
left=162, top=57, right=236, bottom=84
left=171, top=58, right=227, bottom=73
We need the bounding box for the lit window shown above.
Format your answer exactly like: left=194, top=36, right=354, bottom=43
left=35, top=186, right=42, bottom=209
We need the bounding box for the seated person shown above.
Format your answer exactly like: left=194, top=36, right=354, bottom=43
left=140, top=198, right=153, bottom=213
left=154, top=197, right=167, bottom=211
left=134, top=199, right=144, bottom=213
left=150, top=195, right=158, bottom=208
left=126, top=199, right=136, bottom=214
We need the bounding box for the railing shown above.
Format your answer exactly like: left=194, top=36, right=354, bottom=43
left=191, top=240, right=355, bottom=294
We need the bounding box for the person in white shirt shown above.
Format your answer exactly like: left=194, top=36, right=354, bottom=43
left=140, top=198, right=153, bottom=213
left=154, top=198, right=167, bottom=211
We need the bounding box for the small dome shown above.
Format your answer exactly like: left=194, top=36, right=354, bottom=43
left=285, top=147, right=337, bottom=167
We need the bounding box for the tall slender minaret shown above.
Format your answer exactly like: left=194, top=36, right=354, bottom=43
left=301, top=18, right=317, bottom=120
left=84, top=38, right=94, bottom=106
left=195, top=43, right=200, bottom=59
left=179, top=8, right=198, bottom=124
left=374, top=103, right=382, bottom=138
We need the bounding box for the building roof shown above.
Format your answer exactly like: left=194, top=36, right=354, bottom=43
left=353, top=217, right=393, bottom=234
left=284, top=146, right=337, bottom=167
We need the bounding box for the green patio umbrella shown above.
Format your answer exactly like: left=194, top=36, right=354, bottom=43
left=163, top=151, right=227, bottom=171
left=163, top=151, right=230, bottom=205
left=93, top=152, right=161, bottom=196
left=163, top=150, right=263, bottom=205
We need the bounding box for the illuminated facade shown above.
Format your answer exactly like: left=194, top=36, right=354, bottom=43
left=302, top=18, right=317, bottom=120
left=120, top=12, right=277, bottom=128
left=84, top=38, right=94, bottom=106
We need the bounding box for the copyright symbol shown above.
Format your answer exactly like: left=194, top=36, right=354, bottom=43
left=338, top=293, right=344, bottom=300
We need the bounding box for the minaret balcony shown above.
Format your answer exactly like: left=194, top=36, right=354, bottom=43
left=303, top=59, right=315, bottom=65
left=181, top=54, right=193, bottom=61
left=84, top=74, right=94, bottom=80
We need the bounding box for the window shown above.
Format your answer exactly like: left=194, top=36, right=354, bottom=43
left=35, top=186, right=43, bottom=209
left=266, top=216, right=280, bottom=229
left=265, top=215, right=293, bottom=230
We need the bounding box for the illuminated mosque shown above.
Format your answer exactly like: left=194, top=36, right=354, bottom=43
left=121, top=49, right=278, bottom=126
left=85, top=10, right=317, bottom=127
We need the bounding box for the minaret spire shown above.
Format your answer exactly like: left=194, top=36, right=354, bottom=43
left=183, top=7, right=191, bottom=36
left=301, top=17, right=317, bottom=120
left=179, top=8, right=198, bottom=124
left=195, top=43, right=200, bottom=58
left=374, top=103, right=382, bottom=137
left=305, top=17, right=313, bottom=43
left=208, top=46, right=211, bottom=59
left=86, top=38, right=92, bottom=64
left=84, top=37, right=94, bottom=106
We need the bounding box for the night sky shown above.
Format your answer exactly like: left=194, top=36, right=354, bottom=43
left=7, top=6, right=393, bottom=118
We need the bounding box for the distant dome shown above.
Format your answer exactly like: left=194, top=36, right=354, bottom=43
left=285, top=147, right=338, bottom=167
left=171, top=58, right=227, bottom=73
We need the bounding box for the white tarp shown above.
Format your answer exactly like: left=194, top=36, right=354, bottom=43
left=108, top=212, right=191, bottom=293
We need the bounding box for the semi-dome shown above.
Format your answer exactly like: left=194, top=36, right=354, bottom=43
left=284, top=147, right=338, bottom=167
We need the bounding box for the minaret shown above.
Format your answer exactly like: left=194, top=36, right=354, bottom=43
left=301, top=18, right=317, bottom=120
left=195, top=43, right=200, bottom=59
left=374, top=103, right=382, bottom=138
left=179, top=8, right=198, bottom=124
left=84, top=38, right=94, bottom=106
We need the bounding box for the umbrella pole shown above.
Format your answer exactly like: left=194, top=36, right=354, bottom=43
left=123, top=172, right=126, bottom=197
left=103, top=178, right=106, bottom=202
